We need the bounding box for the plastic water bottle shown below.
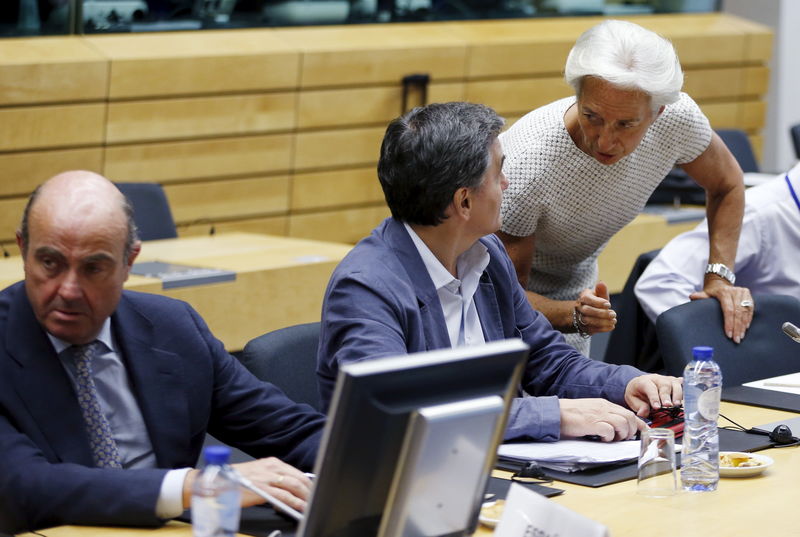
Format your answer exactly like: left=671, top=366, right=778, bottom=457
left=681, top=346, right=722, bottom=492
left=191, top=446, right=242, bottom=537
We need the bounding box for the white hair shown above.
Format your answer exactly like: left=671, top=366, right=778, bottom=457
left=564, top=19, right=684, bottom=110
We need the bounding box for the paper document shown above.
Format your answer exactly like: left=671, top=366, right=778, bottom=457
left=498, top=439, right=681, bottom=473
left=744, top=372, right=800, bottom=395
left=499, top=439, right=639, bottom=473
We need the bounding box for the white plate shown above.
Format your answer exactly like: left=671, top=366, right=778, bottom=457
left=719, top=452, right=774, bottom=477
left=479, top=499, right=504, bottom=528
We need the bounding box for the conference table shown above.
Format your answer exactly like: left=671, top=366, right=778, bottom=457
left=0, top=232, right=352, bottom=352
left=17, top=402, right=799, bottom=537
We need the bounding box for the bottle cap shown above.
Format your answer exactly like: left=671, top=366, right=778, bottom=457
left=203, top=445, right=231, bottom=465
left=692, top=346, right=714, bottom=360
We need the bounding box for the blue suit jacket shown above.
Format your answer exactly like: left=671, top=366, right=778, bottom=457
left=318, top=218, right=641, bottom=441
left=0, top=281, right=325, bottom=533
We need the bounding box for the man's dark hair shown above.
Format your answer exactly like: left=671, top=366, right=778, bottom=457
left=19, top=184, right=140, bottom=263
left=377, top=102, right=505, bottom=226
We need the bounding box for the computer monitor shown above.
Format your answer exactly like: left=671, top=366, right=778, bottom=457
left=298, top=338, right=529, bottom=537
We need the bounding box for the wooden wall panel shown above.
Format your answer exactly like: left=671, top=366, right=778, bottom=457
left=291, top=167, right=382, bottom=211
left=0, top=148, right=104, bottom=197
left=85, top=30, right=300, bottom=99
left=445, top=19, right=589, bottom=78
left=297, top=81, right=465, bottom=129
left=164, top=175, right=290, bottom=223
left=466, top=77, right=571, bottom=117
left=294, top=127, right=384, bottom=170
left=0, top=104, right=106, bottom=151
left=0, top=198, right=27, bottom=243
left=700, top=100, right=766, bottom=131
left=0, top=37, right=108, bottom=105
left=179, top=216, right=288, bottom=238
left=106, top=93, right=296, bottom=143
left=684, top=66, right=770, bottom=100
left=104, top=135, right=293, bottom=183
left=275, top=24, right=468, bottom=87
left=288, top=205, right=390, bottom=244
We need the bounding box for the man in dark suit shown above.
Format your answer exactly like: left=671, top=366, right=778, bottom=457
left=0, top=171, right=325, bottom=533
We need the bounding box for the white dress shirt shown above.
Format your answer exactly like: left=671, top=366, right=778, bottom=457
left=404, top=223, right=490, bottom=347
left=49, top=319, right=190, bottom=519
left=635, top=162, right=800, bottom=322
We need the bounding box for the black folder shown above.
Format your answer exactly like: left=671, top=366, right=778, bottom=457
left=722, top=386, right=800, bottom=413
left=495, top=425, right=782, bottom=488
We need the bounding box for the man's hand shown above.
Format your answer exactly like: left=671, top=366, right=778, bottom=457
left=690, top=278, right=754, bottom=344
left=559, top=398, right=645, bottom=442
left=574, top=282, right=617, bottom=335
left=624, top=374, right=683, bottom=418
left=183, top=457, right=312, bottom=512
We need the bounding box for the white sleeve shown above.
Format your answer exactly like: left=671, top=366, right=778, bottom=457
left=634, top=223, right=711, bottom=323
left=156, top=468, right=193, bottom=519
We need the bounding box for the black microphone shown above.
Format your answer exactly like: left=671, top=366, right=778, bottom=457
left=782, top=322, right=800, bottom=343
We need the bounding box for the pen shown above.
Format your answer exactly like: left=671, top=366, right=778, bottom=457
left=763, top=382, right=800, bottom=388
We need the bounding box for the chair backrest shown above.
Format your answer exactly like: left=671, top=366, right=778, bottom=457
left=657, top=294, right=800, bottom=386
left=716, top=129, right=759, bottom=173
left=240, top=322, right=322, bottom=411
left=790, top=124, right=800, bottom=160
left=115, top=182, right=178, bottom=241
left=604, top=249, right=661, bottom=370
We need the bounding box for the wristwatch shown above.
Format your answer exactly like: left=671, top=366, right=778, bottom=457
left=705, top=263, right=736, bottom=285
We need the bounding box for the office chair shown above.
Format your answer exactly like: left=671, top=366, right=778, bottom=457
left=240, top=322, right=322, bottom=411
left=790, top=124, right=800, bottom=160
left=115, top=182, right=178, bottom=241
left=202, top=323, right=322, bottom=465
left=657, top=294, right=800, bottom=386
left=716, top=129, right=759, bottom=173
left=604, top=249, right=662, bottom=371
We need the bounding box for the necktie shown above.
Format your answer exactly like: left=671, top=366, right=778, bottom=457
left=70, top=342, right=123, bottom=468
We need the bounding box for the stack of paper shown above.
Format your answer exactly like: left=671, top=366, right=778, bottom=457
left=743, top=372, right=800, bottom=395
left=498, top=439, right=641, bottom=473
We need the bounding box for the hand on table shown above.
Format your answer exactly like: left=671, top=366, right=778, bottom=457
left=558, top=398, right=646, bottom=442
left=184, top=457, right=312, bottom=512
left=624, top=374, right=683, bottom=418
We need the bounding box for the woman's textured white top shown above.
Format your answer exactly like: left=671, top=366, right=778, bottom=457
left=500, top=93, right=711, bottom=352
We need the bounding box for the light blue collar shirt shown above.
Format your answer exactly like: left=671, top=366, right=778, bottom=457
left=49, top=318, right=156, bottom=470
left=48, top=319, right=189, bottom=518
left=404, top=222, right=490, bottom=347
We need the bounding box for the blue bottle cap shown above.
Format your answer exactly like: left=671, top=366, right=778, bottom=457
left=203, top=445, right=231, bottom=465
left=692, top=346, right=714, bottom=360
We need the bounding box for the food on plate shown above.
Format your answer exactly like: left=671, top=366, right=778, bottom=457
left=480, top=499, right=505, bottom=521
left=720, top=452, right=763, bottom=468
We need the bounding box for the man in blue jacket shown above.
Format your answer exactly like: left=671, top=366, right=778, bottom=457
left=0, top=171, right=324, bottom=533
left=318, top=102, right=683, bottom=442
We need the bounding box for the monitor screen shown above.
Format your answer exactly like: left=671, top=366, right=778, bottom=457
left=298, top=338, right=529, bottom=537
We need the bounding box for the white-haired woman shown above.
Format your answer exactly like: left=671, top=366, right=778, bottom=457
left=497, top=19, right=752, bottom=355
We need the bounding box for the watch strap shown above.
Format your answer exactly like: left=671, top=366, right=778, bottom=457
left=705, top=263, right=736, bottom=285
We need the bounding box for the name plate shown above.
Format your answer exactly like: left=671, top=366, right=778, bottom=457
left=495, top=483, right=609, bottom=537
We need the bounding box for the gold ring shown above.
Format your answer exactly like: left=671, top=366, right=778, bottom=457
left=274, top=474, right=284, bottom=486
left=740, top=300, right=754, bottom=309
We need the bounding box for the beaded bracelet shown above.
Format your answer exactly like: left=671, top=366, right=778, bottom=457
left=572, top=307, right=591, bottom=339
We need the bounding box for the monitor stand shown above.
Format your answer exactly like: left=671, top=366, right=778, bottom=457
left=380, top=395, right=505, bottom=537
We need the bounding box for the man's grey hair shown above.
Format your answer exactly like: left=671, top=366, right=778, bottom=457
left=564, top=19, right=684, bottom=111
left=18, top=185, right=140, bottom=263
